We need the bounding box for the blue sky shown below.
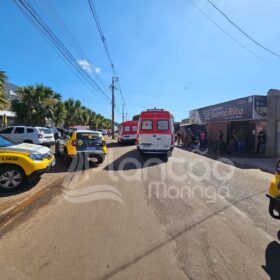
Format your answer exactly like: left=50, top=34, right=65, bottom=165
left=1, top=0, right=280, bottom=122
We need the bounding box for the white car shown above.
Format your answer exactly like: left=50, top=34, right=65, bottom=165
left=0, top=126, right=55, bottom=146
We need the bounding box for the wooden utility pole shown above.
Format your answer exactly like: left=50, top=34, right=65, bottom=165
left=111, top=77, right=116, bottom=139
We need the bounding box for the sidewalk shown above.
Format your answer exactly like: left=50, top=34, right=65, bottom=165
left=177, top=144, right=278, bottom=174
left=229, top=156, right=277, bottom=174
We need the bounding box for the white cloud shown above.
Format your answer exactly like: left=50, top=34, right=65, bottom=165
left=95, top=67, right=101, bottom=74
left=78, top=59, right=92, bottom=73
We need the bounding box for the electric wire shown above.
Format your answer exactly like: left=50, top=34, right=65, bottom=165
left=13, top=0, right=111, bottom=103
left=207, top=0, right=280, bottom=59
left=88, top=0, right=128, bottom=119
left=186, top=0, right=266, bottom=62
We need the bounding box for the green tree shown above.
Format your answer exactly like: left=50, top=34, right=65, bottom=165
left=0, top=70, right=9, bottom=110
left=13, top=84, right=61, bottom=125
left=52, top=101, right=66, bottom=126
left=132, top=114, right=140, bottom=121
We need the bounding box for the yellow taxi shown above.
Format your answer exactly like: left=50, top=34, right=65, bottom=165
left=56, top=130, right=107, bottom=166
left=0, top=135, right=55, bottom=190
left=266, top=160, right=280, bottom=219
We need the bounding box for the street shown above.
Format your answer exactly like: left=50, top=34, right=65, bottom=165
left=0, top=144, right=279, bottom=280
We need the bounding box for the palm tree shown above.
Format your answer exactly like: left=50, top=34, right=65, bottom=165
left=0, top=70, right=8, bottom=110
left=52, top=101, right=66, bottom=126
left=89, top=111, right=97, bottom=129
left=13, top=84, right=61, bottom=125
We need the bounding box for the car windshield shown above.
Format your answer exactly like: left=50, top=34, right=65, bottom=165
left=77, top=132, right=100, bottom=140
left=0, top=135, right=15, bottom=147
left=39, top=128, right=52, bottom=134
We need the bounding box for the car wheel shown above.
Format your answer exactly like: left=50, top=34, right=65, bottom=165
left=64, top=149, right=72, bottom=166
left=0, top=166, right=26, bottom=191
left=269, top=199, right=280, bottom=219
left=23, top=140, right=33, bottom=144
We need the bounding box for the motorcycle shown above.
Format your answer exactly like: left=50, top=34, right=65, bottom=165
left=266, top=160, right=280, bottom=219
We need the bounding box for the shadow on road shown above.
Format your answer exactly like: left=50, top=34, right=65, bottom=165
left=104, top=148, right=167, bottom=171
left=48, top=154, right=99, bottom=174
left=0, top=177, right=41, bottom=197
left=106, top=142, right=136, bottom=148
left=176, top=145, right=268, bottom=172
left=262, top=231, right=280, bottom=280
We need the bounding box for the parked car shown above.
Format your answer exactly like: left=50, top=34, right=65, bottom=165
left=118, top=120, right=138, bottom=144
left=0, top=135, right=55, bottom=190
left=47, top=127, right=61, bottom=140
left=137, top=109, right=174, bottom=157
left=56, top=130, right=107, bottom=166
left=0, top=126, right=55, bottom=147
left=97, top=129, right=107, bottom=136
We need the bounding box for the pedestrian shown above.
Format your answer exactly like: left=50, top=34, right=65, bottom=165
left=188, top=129, right=193, bottom=146
left=237, top=129, right=246, bottom=154
left=217, top=129, right=225, bottom=154
left=257, top=130, right=267, bottom=154
left=199, top=130, right=207, bottom=148
left=177, top=130, right=182, bottom=146
left=182, top=128, right=188, bottom=147
left=229, top=129, right=237, bottom=154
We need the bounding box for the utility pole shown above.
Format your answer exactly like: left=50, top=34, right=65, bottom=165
left=111, top=77, right=115, bottom=139
left=122, top=103, right=124, bottom=122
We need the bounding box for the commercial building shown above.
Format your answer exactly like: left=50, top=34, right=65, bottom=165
left=189, top=90, right=280, bottom=157
left=0, top=82, right=19, bottom=127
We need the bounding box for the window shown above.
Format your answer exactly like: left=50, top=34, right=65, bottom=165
left=14, top=127, right=25, bottom=134
left=0, top=127, right=14, bottom=134
left=77, top=133, right=99, bottom=140
left=124, top=126, right=130, bottom=132
left=141, top=120, right=153, bottom=130
left=27, top=128, right=34, bottom=133
left=39, top=128, right=52, bottom=134
left=132, top=126, right=137, bottom=132
left=157, top=120, right=169, bottom=130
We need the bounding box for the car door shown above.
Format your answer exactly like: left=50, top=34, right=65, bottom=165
left=139, top=119, right=155, bottom=150
left=13, top=127, right=25, bottom=143
left=154, top=119, right=171, bottom=150
left=0, top=127, right=15, bottom=141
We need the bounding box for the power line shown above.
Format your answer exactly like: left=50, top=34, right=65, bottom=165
left=207, top=0, right=280, bottom=59
left=37, top=0, right=111, bottom=94
left=186, top=0, right=266, bottom=62
left=87, top=0, right=128, bottom=119
left=13, top=0, right=111, bottom=103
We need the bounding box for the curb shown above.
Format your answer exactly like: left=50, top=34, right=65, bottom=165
left=229, top=159, right=275, bottom=174
left=0, top=178, right=63, bottom=229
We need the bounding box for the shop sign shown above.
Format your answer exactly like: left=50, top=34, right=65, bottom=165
left=189, top=96, right=267, bottom=124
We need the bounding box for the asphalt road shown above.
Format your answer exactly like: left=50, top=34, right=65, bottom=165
left=0, top=144, right=279, bottom=280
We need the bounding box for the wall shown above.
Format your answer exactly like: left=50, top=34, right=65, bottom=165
left=266, top=89, right=280, bottom=157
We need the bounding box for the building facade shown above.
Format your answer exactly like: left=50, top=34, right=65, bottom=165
left=189, top=91, right=280, bottom=156
left=266, top=89, right=280, bottom=157
left=0, top=82, right=19, bottom=127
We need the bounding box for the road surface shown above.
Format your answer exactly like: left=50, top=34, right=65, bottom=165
left=0, top=144, right=279, bottom=280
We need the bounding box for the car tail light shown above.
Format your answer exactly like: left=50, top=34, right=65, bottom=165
left=71, top=140, right=77, bottom=146
left=38, top=133, right=43, bottom=138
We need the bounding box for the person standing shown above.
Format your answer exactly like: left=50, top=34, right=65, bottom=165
left=217, top=129, right=225, bottom=154
left=256, top=130, right=266, bottom=154
left=199, top=130, right=207, bottom=148
left=237, top=129, right=246, bottom=154
left=229, top=129, right=237, bottom=154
